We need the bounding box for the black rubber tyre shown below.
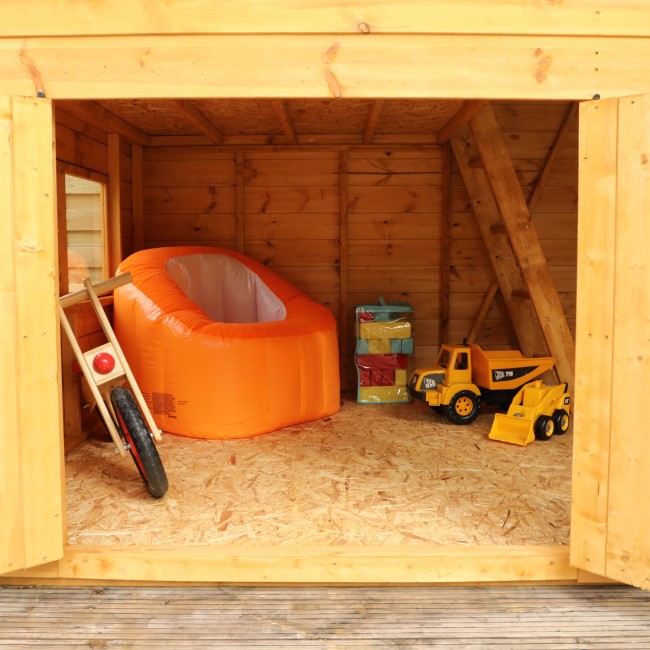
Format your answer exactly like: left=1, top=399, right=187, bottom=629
left=534, top=414, right=555, bottom=441
left=443, top=390, right=480, bottom=425
left=552, top=409, right=570, bottom=435
left=110, top=386, right=168, bottom=498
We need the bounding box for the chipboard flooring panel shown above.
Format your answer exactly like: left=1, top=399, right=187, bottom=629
left=64, top=394, right=572, bottom=548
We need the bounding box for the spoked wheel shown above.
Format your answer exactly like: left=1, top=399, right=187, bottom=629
left=110, top=386, right=168, bottom=498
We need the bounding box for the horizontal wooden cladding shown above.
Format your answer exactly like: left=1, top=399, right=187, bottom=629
left=145, top=159, right=236, bottom=186
left=452, top=238, right=577, bottom=267
left=55, top=123, right=108, bottom=177
left=449, top=264, right=576, bottom=294
left=4, top=35, right=650, bottom=100
left=349, top=240, right=438, bottom=267
left=246, top=239, right=339, bottom=267
left=451, top=212, right=577, bottom=240
left=3, top=0, right=649, bottom=37
left=349, top=213, right=441, bottom=240
left=144, top=214, right=236, bottom=243
left=144, top=186, right=235, bottom=214
left=349, top=266, right=438, bottom=294
left=246, top=213, right=339, bottom=240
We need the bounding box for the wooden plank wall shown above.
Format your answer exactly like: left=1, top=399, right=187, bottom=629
left=55, top=108, right=134, bottom=265
left=448, top=102, right=578, bottom=349
left=142, top=146, right=444, bottom=387
left=55, top=109, right=133, bottom=442
left=57, top=100, right=577, bottom=392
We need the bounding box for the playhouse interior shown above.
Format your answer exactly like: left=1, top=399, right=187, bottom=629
left=57, top=97, right=577, bottom=550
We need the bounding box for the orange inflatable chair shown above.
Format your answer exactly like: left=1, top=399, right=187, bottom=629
left=114, top=246, right=340, bottom=439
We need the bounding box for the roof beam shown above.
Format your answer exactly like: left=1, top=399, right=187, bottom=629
left=171, top=100, right=223, bottom=145
left=436, top=100, right=488, bottom=144
left=272, top=100, right=297, bottom=144
left=363, top=100, right=384, bottom=144
left=56, top=100, right=151, bottom=146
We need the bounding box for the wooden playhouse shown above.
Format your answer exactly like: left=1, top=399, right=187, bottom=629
left=1, top=1, right=649, bottom=590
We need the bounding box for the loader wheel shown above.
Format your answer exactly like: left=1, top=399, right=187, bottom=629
left=552, top=409, right=570, bottom=435
left=534, top=414, right=555, bottom=441
left=444, top=390, right=480, bottom=425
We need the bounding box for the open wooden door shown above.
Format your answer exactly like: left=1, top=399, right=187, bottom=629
left=0, top=96, right=65, bottom=575
left=571, top=93, right=650, bottom=590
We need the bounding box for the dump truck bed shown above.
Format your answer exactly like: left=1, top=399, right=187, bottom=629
left=469, top=344, right=555, bottom=391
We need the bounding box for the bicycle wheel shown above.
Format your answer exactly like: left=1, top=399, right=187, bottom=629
left=110, top=385, right=168, bottom=498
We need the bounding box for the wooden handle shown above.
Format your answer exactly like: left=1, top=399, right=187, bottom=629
left=59, top=272, right=133, bottom=309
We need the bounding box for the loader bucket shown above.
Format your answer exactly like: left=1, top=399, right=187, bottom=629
left=489, top=413, right=535, bottom=446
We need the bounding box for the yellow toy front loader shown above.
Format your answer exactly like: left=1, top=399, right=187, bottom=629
left=488, top=380, right=571, bottom=446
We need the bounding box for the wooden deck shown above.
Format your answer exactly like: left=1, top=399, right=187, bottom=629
left=1, top=585, right=649, bottom=648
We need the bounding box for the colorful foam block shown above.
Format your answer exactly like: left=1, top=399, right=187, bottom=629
left=358, top=386, right=410, bottom=403
left=368, top=338, right=391, bottom=354
left=356, top=353, right=408, bottom=370
left=359, top=321, right=412, bottom=340
left=395, top=369, right=408, bottom=386
left=356, top=338, right=370, bottom=354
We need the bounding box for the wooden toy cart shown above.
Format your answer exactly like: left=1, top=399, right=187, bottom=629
left=59, top=273, right=168, bottom=498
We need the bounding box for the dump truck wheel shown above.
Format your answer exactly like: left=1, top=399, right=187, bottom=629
left=552, top=409, right=570, bottom=435
left=444, top=390, right=480, bottom=425
left=534, top=414, right=555, bottom=441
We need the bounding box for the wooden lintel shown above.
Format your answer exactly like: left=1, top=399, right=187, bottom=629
left=363, top=100, right=384, bottom=144
left=528, top=102, right=579, bottom=213
left=272, top=100, right=297, bottom=144
left=468, top=104, right=575, bottom=388
left=56, top=100, right=151, bottom=146
left=171, top=100, right=223, bottom=145
left=436, top=100, right=489, bottom=144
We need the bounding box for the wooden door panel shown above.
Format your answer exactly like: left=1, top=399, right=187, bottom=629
left=0, top=96, right=64, bottom=575
left=571, top=93, right=650, bottom=590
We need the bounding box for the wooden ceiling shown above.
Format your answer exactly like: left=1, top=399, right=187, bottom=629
left=57, top=98, right=475, bottom=146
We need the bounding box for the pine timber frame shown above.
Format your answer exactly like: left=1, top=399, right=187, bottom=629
left=2, top=1, right=650, bottom=587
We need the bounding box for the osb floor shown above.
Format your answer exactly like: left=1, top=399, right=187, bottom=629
left=65, top=394, right=573, bottom=547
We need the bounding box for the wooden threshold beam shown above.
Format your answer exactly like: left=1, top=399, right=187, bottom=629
left=363, top=100, right=384, bottom=144
left=171, top=100, right=223, bottom=145
left=272, top=100, right=297, bottom=144
left=450, top=124, right=549, bottom=359
left=468, top=104, right=575, bottom=388
left=436, top=100, right=488, bottom=144
left=56, top=100, right=151, bottom=146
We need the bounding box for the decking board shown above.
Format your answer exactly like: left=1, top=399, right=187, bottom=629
left=1, top=584, right=649, bottom=648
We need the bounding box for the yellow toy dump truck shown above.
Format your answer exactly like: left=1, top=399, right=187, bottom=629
left=408, top=343, right=558, bottom=425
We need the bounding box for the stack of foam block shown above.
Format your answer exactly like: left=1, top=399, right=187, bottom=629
left=355, top=302, right=413, bottom=403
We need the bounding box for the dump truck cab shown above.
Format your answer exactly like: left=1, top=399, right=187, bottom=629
left=409, top=343, right=557, bottom=425
left=408, top=344, right=482, bottom=424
